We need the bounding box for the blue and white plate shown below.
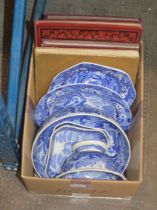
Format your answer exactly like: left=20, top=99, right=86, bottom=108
left=48, top=62, right=136, bottom=106
left=35, top=84, right=131, bottom=130
left=31, top=113, right=131, bottom=177
left=57, top=168, right=126, bottom=180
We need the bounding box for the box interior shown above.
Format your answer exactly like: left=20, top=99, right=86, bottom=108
left=21, top=46, right=143, bottom=197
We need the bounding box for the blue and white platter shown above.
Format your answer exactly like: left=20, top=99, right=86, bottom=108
left=31, top=113, right=131, bottom=177
left=48, top=62, right=136, bottom=106
left=35, top=84, right=131, bottom=130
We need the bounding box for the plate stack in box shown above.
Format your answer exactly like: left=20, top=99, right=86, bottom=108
left=31, top=62, right=136, bottom=180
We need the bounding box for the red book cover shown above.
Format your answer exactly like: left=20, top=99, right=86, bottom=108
left=34, top=19, right=142, bottom=48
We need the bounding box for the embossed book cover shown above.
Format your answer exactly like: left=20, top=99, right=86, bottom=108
left=34, top=15, right=142, bottom=49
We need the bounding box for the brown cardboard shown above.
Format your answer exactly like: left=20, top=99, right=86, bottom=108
left=34, top=47, right=139, bottom=101
left=21, top=46, right=144, bottom=198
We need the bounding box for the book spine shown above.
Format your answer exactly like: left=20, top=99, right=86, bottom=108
left=43, top=14, right=141, bottom=23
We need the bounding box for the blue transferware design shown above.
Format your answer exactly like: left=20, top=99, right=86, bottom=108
left=53, top=122, right=116, bottom=155
left=48, top=62, right=136, bottom=106
left=53, top=121, right=116, bottom=154
left=61, top=151, right=125, bottom=174
left=35, top=84, right=131, bottom=130
left=57, top=169, right=126, bottom=180
left=31, top=113, right=130, bottom=177
left=45, top=125, right=114, bottom=177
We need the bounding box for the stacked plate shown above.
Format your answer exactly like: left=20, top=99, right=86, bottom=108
left=31, top=62, right=136, bottom=180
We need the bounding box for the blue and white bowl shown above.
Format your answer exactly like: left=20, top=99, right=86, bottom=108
left=45, top=125, right=111, bottom=178
left=35, top=83, right=131, bottom=130
left=31, top=113, right=131, bottom=177
left=48, top=62, right=136, bottom=106
left=61, top=151, right=125, bottom=174
left=53, top=122, right=116, bottom=156
left=57, top=168, right=126, bottom=180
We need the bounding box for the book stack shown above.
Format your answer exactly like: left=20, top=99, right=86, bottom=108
left=34, top=14, right=142, bottom=97
left=34, top=14, right=142, bottom=50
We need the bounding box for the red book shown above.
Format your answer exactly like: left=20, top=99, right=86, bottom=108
left=34, top=17, right=142, bottom=49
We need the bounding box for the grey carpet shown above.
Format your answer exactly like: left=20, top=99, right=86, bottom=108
left=0, top=0, right=157, bottom=209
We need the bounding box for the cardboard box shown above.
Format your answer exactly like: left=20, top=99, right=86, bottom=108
left=21, top=46, right=144, bottom=198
